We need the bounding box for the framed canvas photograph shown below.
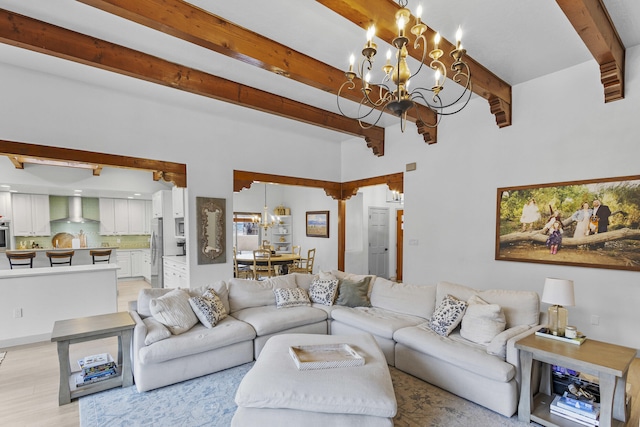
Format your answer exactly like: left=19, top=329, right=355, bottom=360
left=495, top=175, right=640, bottom=272
left=306, top=211, right=329, bottom=238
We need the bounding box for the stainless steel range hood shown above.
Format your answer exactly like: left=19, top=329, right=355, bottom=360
left=51, top=196, right=99, bottom=223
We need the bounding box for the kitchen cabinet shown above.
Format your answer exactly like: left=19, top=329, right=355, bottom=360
left=144, top=200, right=152, bottom=235
left=0, top=192, right=11, bottom=220
left=142, top=250, right=151, bottom=282
left=163, top=257, right=188, bottom=289
left=130, top=250, right=143, bottom=277
left=100, top=198, right=148, bottom=235
left=172, top=186, right=185, bottom=218
left=116, top=250, right=131, bottom=278
left=12, top=193, right=51, bottom=236
left=152, top=191, right=165, bottom=218
left=116, top=249, right=147, bottom=279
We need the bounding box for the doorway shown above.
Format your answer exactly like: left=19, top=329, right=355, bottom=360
left=396, top=209, right=404, bottom=282
left=368, top=207, right=389, bottom=278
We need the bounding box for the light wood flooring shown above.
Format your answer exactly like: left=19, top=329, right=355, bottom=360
left=1, top=279, right=639, bottom=427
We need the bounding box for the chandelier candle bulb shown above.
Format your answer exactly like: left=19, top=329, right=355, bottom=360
left=415, top=4, right=422, bottom=24
left=434, top=32, right=440, bottom=50
left=456, top=26, right=462, bottom=49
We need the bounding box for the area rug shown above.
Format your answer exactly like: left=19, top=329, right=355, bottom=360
left=80, top=363, right=531, bottom=427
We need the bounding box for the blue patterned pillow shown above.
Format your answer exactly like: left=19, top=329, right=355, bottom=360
left=189, top=289, right=227, bottom=328
left=309, top=279, right=339, bottom=306
left=428, top=294, right=468, bottom=336
left=274, top=287, right=311, bottom=309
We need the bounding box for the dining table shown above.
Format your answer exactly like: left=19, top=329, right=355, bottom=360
left=235, top=252, right=300, bottom=275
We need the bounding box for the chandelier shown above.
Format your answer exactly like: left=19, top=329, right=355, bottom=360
left=337, top=1, right=472, bottom=132
left=259, top=184, right=275, bottom=232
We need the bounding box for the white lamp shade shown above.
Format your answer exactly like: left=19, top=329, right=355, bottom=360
left=541, top=278, right=575, bottom=306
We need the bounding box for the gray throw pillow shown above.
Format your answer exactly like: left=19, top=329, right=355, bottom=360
left=335, top=277, right=372, bottom=307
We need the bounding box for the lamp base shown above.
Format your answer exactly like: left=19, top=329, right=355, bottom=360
left=548, top=305, right=568, bottom=336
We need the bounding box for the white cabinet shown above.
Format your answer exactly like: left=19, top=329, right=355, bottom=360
left=144, top=200, right=152, bottom=235
left=163, top=257, right=188, bottom=289
left=172, top=186, right=185, bottom=218
left=100, top=198, right=149, bottom=235
left=152, top=191, right=164, bottom=218
left=130, top=250, right=143, bottom=277
left=142, top=250, right=151, bottom=282
left=116, top=250, right=132, bottom=278
left=0, top=192, right=11, bottom=220
left=12, top=194, right=51, bottom=236
left=270, top=215, right=292, bottom=253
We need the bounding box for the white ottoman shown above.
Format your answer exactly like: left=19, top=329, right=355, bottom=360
left=232, top=333, right=397, bottom=427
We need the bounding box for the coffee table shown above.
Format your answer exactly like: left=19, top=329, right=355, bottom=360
left=51, top=311, right=135, bottom=405
left=232, top=333, right=397, bottom=426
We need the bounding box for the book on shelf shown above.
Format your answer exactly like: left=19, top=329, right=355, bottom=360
left=74, top=368, right=118, bottom=387
left=550, top=407, right=599, bottom=427
left=78, top=353, right=116, bottom=375
left=550, top=394, right=600, bottom=424
left=535, top=330, right=586, bottom=345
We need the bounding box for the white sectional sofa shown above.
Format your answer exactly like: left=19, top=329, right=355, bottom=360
left=129, top=271, right=542, bottom=417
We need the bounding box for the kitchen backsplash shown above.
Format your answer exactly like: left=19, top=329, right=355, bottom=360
left=16, top=222, right=150, bottom=249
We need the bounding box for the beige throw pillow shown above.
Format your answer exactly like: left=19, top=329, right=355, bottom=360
left=460, top=295, right=506, bottom=345
left=149, top=289, right=198, bottom=335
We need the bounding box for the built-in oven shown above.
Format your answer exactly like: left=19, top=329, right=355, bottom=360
left=0, top=221, right=9, bottom=252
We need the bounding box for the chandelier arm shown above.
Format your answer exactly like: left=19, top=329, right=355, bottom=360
left=358, top=106, right=386, bottom=129
left=409, top=33, right=430, bottom=79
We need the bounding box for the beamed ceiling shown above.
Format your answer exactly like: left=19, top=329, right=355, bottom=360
left=0, top=0, right=638, bottom=156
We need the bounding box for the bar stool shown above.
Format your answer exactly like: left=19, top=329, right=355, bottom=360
left=46, top=250, right=75, bottom=267
left=6, top=251, right=36, bottom=269
left=90, top=249, right=112, bottom=264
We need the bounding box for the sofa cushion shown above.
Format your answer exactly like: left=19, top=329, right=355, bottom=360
left=370, top=278, right=435, bottom=319
left=228, top=277, right=297, bottom=313
left=331, top=307, right=425, bottom=339
left=142, top=317, right=171, bottom=345
left=231, top=305, right=327, bottom=336
left=292, top=273, right=319, bottom=291
left=149, top=289, right=198, bottom=335
left=460, top=295, right=506, bottom=344
left=428, top=294, right=468, bottom=337
left=335, top=277, right=372, bottom=307
left=274, top=287, right=311, bottom=309
left=393, top=325, right=516, bottom=383
left=189, top=289, right=228, bottom=328
left=138, top=316, right=256, bottom=364
left=308, top=279, right=339, bottom=306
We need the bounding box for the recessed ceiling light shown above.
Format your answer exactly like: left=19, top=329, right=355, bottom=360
left=134, top=193, right=141, bottom=196
left=74, top=189, right=82, bottom=193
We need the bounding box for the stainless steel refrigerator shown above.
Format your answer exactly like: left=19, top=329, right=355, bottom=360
left=150, top=218, right=164, bottom=288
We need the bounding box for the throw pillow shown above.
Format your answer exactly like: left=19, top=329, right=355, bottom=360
left=189, top=289, right=228, bottom=328
left=273, top=287, right=311, bottom=309
left=149, top=288, right=198, bottom=335
left=335, top=277, right=372, bottom=307
left=428, top=294, right=468, bottom=336
left=308, top=278, right=340, bottom=306
left=142, top=317, right=171, bottom=345
left=460, top=295, right=506, bottom=344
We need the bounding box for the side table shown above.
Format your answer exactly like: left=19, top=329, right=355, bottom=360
left=51, top=311, right=136, bottom=405
left=516, top=333, right=635, bottom=427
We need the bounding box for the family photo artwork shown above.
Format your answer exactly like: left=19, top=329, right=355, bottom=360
left=306, top=211, right=329, bottom=238
left=495, top=175, right=640, bottom=272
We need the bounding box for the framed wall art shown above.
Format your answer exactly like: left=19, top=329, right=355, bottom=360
left=306, top=211, right=329, bottom=238
left=496, top=175, right=640, bottom=272
left=196, top=197, right=226, bottom=264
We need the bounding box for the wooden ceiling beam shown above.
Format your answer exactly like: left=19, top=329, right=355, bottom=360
left=556, top=0, right=625, bottom=102
left=316, top=0, right=513, bottom=128
left=76, top=0, right=436, bottom=144
left=0, top=9, right=385, bottom=156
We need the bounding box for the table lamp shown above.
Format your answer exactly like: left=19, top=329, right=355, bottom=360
left=541, top=278, right=575, bottom=336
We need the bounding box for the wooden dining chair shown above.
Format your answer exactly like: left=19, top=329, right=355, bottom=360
left=251, top=249, right=274, bottom=280
left=90, top=249, right=112, bottom=264
left=233, top=247, right=253, bottom=279
left=291, top=245, right=301, bottom=257
left=46, top=250, right=75, bottom=267
left=6, top=251, right=36, bottom=269
left=289, top=248, right=315, bottom=274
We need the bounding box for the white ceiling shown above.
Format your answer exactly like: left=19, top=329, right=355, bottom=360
left=1, top=0, right=639, bottom=141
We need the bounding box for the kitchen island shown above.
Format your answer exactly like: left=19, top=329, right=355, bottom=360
left=1, top=247, right=120, bottom=270
left=0, top=264, right=119, bottom=347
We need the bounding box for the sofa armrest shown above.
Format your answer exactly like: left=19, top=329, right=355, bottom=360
left=128, top=300, right=138, bottom=312
left=129, top=310, right=148, bottom=361
left=505, top=324, right=546, bottom=392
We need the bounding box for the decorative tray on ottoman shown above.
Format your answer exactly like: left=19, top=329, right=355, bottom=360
left=288, top=343, right=364, bottom=371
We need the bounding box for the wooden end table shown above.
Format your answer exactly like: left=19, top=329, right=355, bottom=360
left=516, top=333, right=635, bottom=427
left=51, top=311, right=136, bottom=405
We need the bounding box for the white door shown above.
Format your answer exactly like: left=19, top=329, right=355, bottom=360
left=368, top=207, right=389, bottom=278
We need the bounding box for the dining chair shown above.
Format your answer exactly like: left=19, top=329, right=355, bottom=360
left=46, top=250, right=75, bottom=267
left=289, top=248, right=315, bottom=274
left=251, top=249, right=274, bottom=280
left=6, top=251, right=36, bottom=269
left=233, top=247, right=253, bottom=279
left=90, top=249, right=112, bottom=264
left=291, top=245, right=301, bottom=257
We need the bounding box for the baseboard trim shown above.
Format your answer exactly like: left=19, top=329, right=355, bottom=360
left=0, top=333, right=50, bottom=349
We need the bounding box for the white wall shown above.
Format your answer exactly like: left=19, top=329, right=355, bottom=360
left=341, top=46, right=640, bottom=351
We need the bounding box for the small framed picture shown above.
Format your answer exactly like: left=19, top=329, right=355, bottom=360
left=306, top=211, right=329, bottom=238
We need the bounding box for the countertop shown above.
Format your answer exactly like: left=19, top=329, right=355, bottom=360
left=7, top=246, right=142, bottom=252
left=0, top=263, right=119, bottom=279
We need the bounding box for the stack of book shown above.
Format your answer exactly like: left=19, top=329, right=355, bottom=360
left=550, top=394, right=600, bottom=426
left=75, top=353, right=118, bottom=387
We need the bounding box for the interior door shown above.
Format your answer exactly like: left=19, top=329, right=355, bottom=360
left=368, top=207, right=389, bottom=278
